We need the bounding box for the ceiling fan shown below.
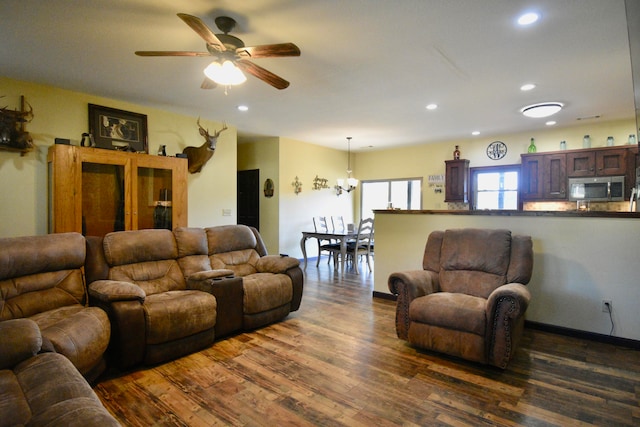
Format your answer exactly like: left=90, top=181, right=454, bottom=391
left=135, top=13, right=301, bottom=90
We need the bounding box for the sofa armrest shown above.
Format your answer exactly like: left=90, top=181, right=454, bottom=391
left=485, top=283, right=531, bottom=368
left=188, top=269, right=235, bottom=282
left=388, top=270, right=439, bottom=340
left=256, top=255, right=300, bottom=273
left=88, top=280, right=146, bottom=303
left=0, top=318, right=42, bottom=369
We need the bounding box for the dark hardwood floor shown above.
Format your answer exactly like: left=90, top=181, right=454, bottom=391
left=94, top=259, right=640, bottom=426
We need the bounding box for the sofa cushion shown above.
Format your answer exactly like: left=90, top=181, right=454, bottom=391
left=109, top=260, right=186, bottom=295
left=30, top=306, right=111, bottom=375
left=206, top=225, right=257, bottom=254
left=0, top=319, right=41, bottom=370
left=409, top=293, right=486, bottom=336
left=0, top=269, right=87, bottom=321
left=243, top=273, right=293, bottom=315
left=439, top=229, right=511, bottom=298
left=143, top=290, right=216, bottom=345
left=103, top=229, right=178, bottom=266
left=0, top=370, right=31, bottom=426
left=0, top=233, right=85, bottom=281
left=209, top=249, right=260, bottom=277
left=14, top=352, right=120, bottom=426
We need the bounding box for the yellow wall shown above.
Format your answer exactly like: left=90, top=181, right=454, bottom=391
left=0, top=77, right=236, bottom=237
left=238, top=137, right=280, bottom=253
left=238, top=137, right=356, bottom=257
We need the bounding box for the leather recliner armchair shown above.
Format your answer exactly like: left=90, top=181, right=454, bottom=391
left=0, top=232, right=110, bottom=382
left=388, top=228, right=533, bottom=368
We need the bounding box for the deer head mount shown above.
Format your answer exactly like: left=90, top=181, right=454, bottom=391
left=182, top=119, right=228, bottom=174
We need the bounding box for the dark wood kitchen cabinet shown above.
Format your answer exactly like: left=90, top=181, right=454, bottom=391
left=520, top=153, right=566, bottom=200
left=567, top=147, right=629, bottom=177
left=445, top=159, right=469, bottom=203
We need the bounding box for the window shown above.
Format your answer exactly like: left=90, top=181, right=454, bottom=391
left=361, top=178, right=422, bottom=219
left=470, top=166, right=519, bottom=210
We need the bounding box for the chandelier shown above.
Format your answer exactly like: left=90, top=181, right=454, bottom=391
left=335, top=137, right=358, bottom=196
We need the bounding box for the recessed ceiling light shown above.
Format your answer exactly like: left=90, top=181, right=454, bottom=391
left=472, top=131, right=480, bottom=136
left=521, top=102, right=563, bottom=118
left=520, top=83, right=536, bottom=91
left=518, top=12, right=539, bottom=26
left=237, top=105, right=248, bottom=111
left=426, top=103, right=438, bottom=110
left=545, top=120, right=557, bottom=126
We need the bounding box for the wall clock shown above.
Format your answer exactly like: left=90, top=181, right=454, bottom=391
left=486, top=141, right=507, bottom=160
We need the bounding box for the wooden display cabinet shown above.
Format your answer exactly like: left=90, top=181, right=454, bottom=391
left=48, top=144, right=188, bottom=236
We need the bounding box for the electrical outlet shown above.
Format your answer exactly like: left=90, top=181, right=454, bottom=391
left=602, top=300, right=612, bottom=313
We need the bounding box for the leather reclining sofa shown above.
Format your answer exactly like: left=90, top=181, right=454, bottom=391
left=86, top=224, right=304, bottom=369
left=0, top=225, right=303, bottom=426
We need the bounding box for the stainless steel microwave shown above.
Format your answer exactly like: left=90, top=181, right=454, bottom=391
left=568, top=176, right=625, bottom=201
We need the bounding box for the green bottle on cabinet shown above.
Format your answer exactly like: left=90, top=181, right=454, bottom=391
left=527, top=137, right=537, bottom=153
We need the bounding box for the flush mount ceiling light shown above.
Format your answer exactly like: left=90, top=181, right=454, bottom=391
left=521, top=102, right=563, bottom=118
left=518, top=12, right=540, bottom=26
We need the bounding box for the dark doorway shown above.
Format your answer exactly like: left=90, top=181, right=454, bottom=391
left=237, top=169, right=260, bottom=230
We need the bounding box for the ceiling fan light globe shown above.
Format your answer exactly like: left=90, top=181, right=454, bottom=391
left=204, top=60, right=246, bottom=85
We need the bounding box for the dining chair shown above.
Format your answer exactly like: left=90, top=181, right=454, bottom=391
left=332, top=216, right=346, bottom=233
left=313, top=216, right=334, bottom=266
left=336, top=218, right=374, bottom=274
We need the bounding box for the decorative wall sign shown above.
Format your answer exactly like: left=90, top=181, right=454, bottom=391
left=88, top=104, right=148, bottom=153
left=264, top=178, right=274, bottom=197
left=312, top=175, right=330, bottom=190
left=291, top=176, right=302, bottom=195
left=486, top=140, right=507, bottom=160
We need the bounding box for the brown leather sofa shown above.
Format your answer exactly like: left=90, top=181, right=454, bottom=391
left=0, top=318, right=120, bottom=426
left=0, top=232, right=111, bottom=382
left=85, top=225, right=303, bottom=370
left=87, top=229, right=218, bottom=370
left=388, top=228, right=533, bottom=368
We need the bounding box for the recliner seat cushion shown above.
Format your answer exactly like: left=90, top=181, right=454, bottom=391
left=242, top=273, right=292, bottom=314
left=409, top=293, right=486, bottom=336
left=29, top=306, right=110, bottom=375
left=143, top=290, right=216, bottom=344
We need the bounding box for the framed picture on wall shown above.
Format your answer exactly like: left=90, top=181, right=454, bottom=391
left=88, top=104, right=148, bottom=153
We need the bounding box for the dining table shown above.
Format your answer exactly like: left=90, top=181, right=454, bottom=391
left=300, top=230, right=357, bottom=274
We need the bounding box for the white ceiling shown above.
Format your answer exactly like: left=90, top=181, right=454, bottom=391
left=0, top=0, right=635, bottom=151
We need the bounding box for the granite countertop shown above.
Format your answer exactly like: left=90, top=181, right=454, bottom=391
left=374, top=209, right=640, bottom=219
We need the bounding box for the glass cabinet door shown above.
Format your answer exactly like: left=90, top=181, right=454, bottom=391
left=136, top=166, right=173, bottom=230
left=81, top=162, right=127, bottom=237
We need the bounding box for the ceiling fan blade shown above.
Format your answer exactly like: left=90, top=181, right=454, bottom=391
left=201, top=77, right=217, bottom=89
left=236, top=59, right=290, bottom=90
left=135, top=51, right=211, bottom=57
left=177, top=13, right=226, bottom=52
left=238, top=43, right=301, bottom=58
